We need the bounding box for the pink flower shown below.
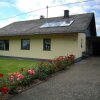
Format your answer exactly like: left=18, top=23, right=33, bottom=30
left=10, top=75, right=14, bottom=81
left=16, top=74, right=24, bottom=80
left=28, top=69, right=35, bottom=75
left=8, top=72, right=24, bottom=81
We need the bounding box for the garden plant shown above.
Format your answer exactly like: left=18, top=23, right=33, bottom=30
left=0, top=54, right=75, bottom=100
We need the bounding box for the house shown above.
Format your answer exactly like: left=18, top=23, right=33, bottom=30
left=0, top=10, right=97, bottom=60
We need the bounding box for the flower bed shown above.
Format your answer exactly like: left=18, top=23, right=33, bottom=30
left=0, top=54, right=75, bottom=100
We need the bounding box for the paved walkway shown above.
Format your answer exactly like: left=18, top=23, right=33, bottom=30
left=10, top=57, right=100, bottom=100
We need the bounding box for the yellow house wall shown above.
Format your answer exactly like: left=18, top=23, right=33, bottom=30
left=77, top=33, right=86, bottom=57
left=0, top=33, right=86, bottom=59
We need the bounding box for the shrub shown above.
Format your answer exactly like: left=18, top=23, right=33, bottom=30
left=37, top=72, right=48, bottom=80
left=48, top=61, right=58, bottom=73
left=0, top=73, right=9, bottom=98
left=0, top=54, right=75, bottom=99
left=38, top=62, right=52, bottom=74
left=54, top=56, right=67, bottom=70
left=8, top=68, right=36, bottom=89
left=18, top=68, right=36, bottom=86
left=37, top=61, right=52, bottom=80
left=50, top=54, right=75, bottom=71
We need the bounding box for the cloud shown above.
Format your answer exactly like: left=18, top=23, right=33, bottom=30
left=15, top=0, right=86, bottom=13
left=15, top=0, right=65, bottom=19
left=0, top=18, right=18, bottom=28
left=95, top=0, right=100, bottom=3
left=15, top=0, right=86, bottom=20
left=92, top=5, right=100, bottom=10
left=96, top=15, right=100, bottom=32
left=97, top=25, right=100, bottom=31
left=15, top=0, right=53, bottom=12
left=96, top=24, right=100, bottom=36
left=53, top=0, right=84, bottom=4
left=0, top=2, right=10, bottom=7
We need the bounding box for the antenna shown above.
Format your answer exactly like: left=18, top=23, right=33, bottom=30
left=47, top=6, right=48, bottom=18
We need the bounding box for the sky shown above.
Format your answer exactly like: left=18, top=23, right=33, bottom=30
left=0, top=0, right=100, bottom=35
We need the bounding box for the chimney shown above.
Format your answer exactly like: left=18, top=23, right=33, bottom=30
left=64, top=10, right=69, bottom=18
left=40, top=15, right=45, bottom=19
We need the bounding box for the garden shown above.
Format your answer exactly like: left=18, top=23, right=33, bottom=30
left=0, top=54, right=75, bottom=100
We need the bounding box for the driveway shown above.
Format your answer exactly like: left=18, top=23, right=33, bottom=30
left=10, top=57, right=100, bottom=100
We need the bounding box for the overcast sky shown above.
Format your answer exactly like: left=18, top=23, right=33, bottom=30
left=0, top=0, right=100, bottom=35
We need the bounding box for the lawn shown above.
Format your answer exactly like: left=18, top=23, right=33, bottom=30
left=0, top=58, right=39, bottom=78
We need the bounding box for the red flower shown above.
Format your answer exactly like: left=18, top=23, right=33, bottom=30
left=1, top=87, right=9, bottom=94
left=56, top=56, right=65, bottom=61
left=48, top=60, right=52, bottom=63
left=0, top=73, right=3, bottom=78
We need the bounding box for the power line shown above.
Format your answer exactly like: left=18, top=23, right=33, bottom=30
left=0, top=0, right=95, bottom=21
left=49, top=0, right=94, bottom=8
left=0, top=7, right=46, bottom=20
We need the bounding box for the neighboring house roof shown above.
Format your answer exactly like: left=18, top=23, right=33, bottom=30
left=0, top=12, right=96, bottom=36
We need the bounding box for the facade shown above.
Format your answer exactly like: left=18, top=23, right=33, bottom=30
left=0, top=33, right=86, bottom=59
left=0, top=10, right=96, bottom=60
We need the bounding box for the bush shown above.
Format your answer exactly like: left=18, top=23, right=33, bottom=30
left=37, top=61, right=51, bottom=80
left=38, top=62, right=52, bottom=74
left=48, top=60, right=58, bottom=73
left=37, top=72, right=48, bottom=80
left=0, top=73, right=9, bottom=97
left=49, top=54, right=75, bottom=71
left=0, top=54, right=75, bottom=98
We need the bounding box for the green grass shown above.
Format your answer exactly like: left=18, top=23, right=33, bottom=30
left=0, top=58, right=39, bottom=78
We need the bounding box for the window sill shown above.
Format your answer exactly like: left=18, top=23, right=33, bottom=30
left=21, top=49, right=30, bottom=50
left=43, top=49, right=51, bottom=51
left=0, top=50, right=9, bottom=51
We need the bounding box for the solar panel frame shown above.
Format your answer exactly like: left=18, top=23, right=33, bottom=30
left=40, top=20, right=74, bottom=28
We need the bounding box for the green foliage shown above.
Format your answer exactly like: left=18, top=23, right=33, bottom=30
left=8, top=82, right=18, bottom=94
left=37, top=72, right=48, bottom=80
left=0, top=54, right=75, bottom=97
left=38, top=62, right=52, bottom=75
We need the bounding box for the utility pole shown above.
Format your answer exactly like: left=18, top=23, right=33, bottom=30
left=47, top=6, right=48, bottom=18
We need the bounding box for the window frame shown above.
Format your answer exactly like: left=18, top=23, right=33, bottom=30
left=43, top=38, right=51, bottom=51
left=21, top=39, right=30, bottom=50
left=0, top=40, right=9, bottom=51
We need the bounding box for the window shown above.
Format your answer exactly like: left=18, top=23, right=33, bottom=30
left=0, top=40, right=9, bottom=50
left=21, top=39, right=30, bottom=50
left=43, top=39, right=51, bottom=51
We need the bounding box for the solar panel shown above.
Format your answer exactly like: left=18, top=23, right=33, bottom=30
left=40, top=20, right=74, bottom=28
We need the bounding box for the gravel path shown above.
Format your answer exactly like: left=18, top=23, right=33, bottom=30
left=10, top=57, right=100, bottom=100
